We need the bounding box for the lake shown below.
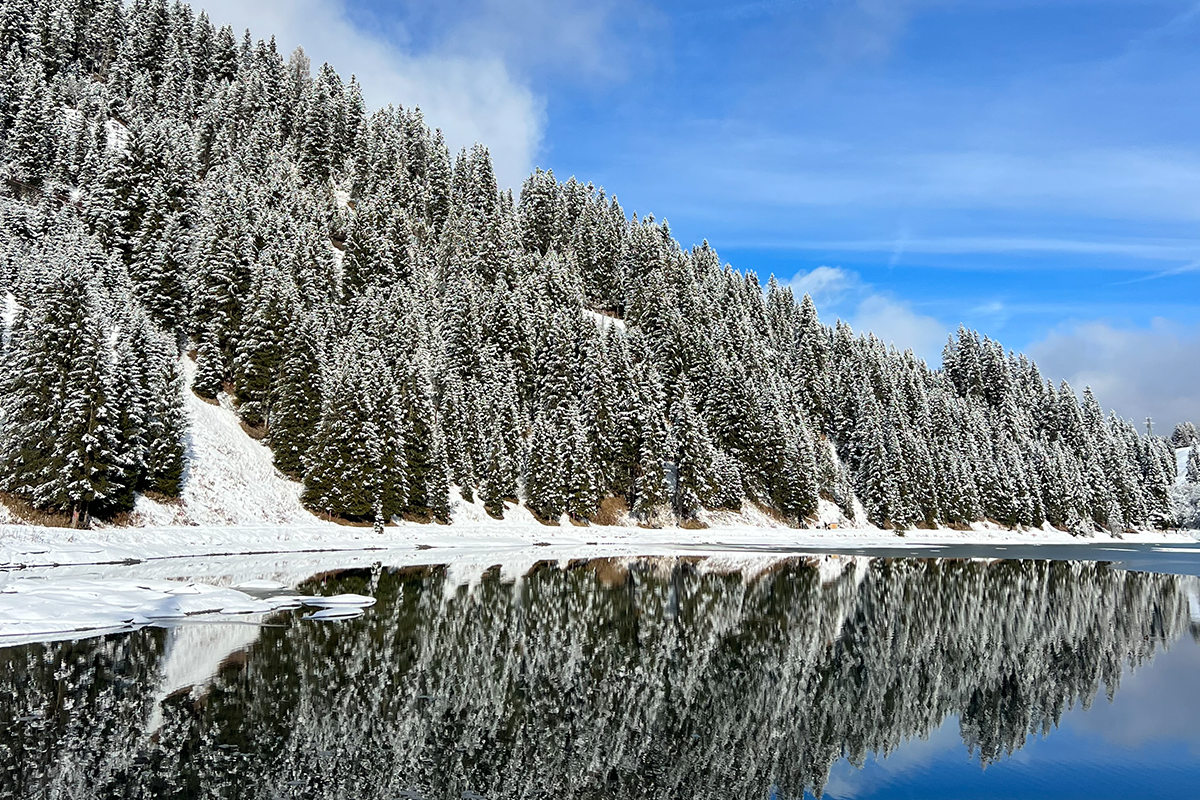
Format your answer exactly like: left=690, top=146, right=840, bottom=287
left=3, top=550, right=1200, bottom=799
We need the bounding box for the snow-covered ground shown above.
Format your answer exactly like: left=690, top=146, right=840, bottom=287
left=130, top=358, right=319, bottom=526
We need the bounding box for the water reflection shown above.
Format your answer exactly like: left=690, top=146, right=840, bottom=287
left=1, top=557, right=1197, bottom=799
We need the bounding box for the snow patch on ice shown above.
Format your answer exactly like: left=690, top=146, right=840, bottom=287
left=299, top=593, right=376, bottom=608
left=233, top=579, right=289, bottom=591
left=0, top=577, right=294, bottom=646
left=304, top=607, right=365, bottom=621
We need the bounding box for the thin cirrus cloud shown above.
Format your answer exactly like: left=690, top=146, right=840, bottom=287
left=745, top=236, right=1200, bottom=264
left=194, top=0, right=543, bottom=189
left=673, top=142, right=1200, bottom=223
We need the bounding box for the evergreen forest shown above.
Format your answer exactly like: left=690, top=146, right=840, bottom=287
left=0, top=0, right=1196, bottom=530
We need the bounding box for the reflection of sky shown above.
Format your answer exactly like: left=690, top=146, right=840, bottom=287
left=814, top=638, right=1200, bottom=800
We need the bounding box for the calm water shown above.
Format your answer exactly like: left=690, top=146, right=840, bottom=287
left=3, top=554, right=1200, bottom=799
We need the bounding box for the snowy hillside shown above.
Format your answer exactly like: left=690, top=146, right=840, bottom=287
left=131, top=358, right=321, bottom=526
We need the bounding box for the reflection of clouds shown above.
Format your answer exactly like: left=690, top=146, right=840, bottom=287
left=822, top=721, right=963, bottom=799
left=1063, top=639, right=1200, bottom=754
left=811, top=638, right=1200, bottom=799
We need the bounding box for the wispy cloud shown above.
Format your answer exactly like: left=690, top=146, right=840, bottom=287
left=786, top=265, right=861, bottom=305
left=731, top=235, right=1200, bottom=264
left=378, top=0, right=657, bottom=86
left=1111, top=260, right=1200, bottom=285
left=851, top=294, right=948, bottom=363
left=1116, top=0, right=1200, bottom=59
left=692, top=144, right=1200, bottom=221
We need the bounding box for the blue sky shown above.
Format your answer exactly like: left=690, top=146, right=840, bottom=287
left=199, top=0, right=1200, bottom=426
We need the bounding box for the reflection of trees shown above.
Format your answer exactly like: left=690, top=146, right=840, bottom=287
left=0, top=558, right=1192, bottom=799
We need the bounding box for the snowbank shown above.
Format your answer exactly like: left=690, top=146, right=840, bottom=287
left=1, top=513, right=1196, bottom=574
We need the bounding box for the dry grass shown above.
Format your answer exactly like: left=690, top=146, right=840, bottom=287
left=591, top=496, right=629, bottom=527
left=0, top=492, right=74, bottom=527
left=238, top=419, right=267, bottom=440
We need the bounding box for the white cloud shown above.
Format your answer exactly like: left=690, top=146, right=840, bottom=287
left=850, top=294, right=948, bottom=363
left=784, top=266, right=949, bottom=363
left=1028, top=318, right=1200, bottom=429
left=195, top=0, right=544, bottom=189
left=786, top=265, right=860, bottom=305
left=401, top=0, right=653, bottom=86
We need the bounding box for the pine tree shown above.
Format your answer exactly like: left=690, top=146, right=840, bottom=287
left=193, top=328, right=225, bottom=400
left=671, top=389, right=718, bottom=518
left=144, top=350, right=186, bottom=496
left=302, top=340, right=407, bottom=525
left=232, top=269, right=290, bottom=428
left=6, top=67, right=53, bottom=186
left=268, top=317, right=322, bottom=478
left=425, top=420, right=453, bottom=524
left=50, top=281, right=122, bottom=525
left=524, top=408, right=565, bottom=521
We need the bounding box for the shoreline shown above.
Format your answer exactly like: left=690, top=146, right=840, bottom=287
left=2, top=518, right=1196, bottom=571
left=3, top=521, right=1198, bottom=648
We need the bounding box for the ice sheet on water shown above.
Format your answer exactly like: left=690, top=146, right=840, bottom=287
left=299, top=593, right=376, bottom=608
left=303, top=607, right=365, bottom=621
left=233, top=579, right=289, bottom=591
left=0, top=578, right=300, bottom=645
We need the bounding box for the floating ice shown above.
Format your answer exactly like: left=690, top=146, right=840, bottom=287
left=303, top=607, right=365, bottom=621
left=233, top=579, right=289, bottom=591
left=0, top=578, right=297, bottom=646
left=299, top=594, right=376, bottom=608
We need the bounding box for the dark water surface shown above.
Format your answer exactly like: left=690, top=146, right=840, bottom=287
left=3, top=554, right=1200, bottom=799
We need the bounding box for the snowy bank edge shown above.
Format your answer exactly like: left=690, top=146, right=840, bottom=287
left=0, top=519, right=1196, bottom=571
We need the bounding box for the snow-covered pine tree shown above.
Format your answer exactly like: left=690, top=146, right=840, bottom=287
left=670, top=389, right=718, bottom=519
left=267, top=315, right=322, bottom=478
left=45, top=274, right=122, bottom=525
left=192, top=328, right=225, bottom=400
